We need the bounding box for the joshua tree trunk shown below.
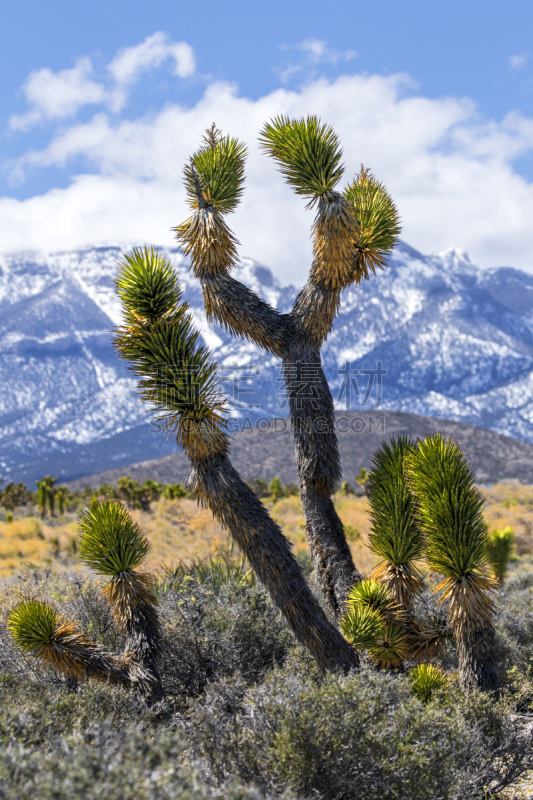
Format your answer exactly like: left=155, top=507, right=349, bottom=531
left=200, top=274, right=362, bottom=618
left=284, top=341, right=361, bottom=618
left=458, top=626, right=499, bottom=693
left=188, top=451, right=359, bottom=672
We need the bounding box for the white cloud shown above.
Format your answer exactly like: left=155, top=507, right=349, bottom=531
left=107, top=33, right=195, bottom=112
left=297, top=39, right=357, bottom=64
left=9, top=33, right=196, bottom=130
left=9, top=58, right=106, bottom=130
left=510, top=52, right=529, bottom=69
left=277, top=39, right=357, bottom=84
left=3, top=68, right=533, bottom=284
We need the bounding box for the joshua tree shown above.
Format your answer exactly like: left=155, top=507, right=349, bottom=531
left=8, top=501, right=164, bottom=703
left=355, top=467, right=369, bottom=493
left=1, top=482, right=29, bottom=513
left=486, top=527, right=515, bottom=586
left=269, top=477, right=285, bottom=503
left=35, top=475, right=58, bottom=518
left=367, top=437, right=424, bottom=609
left=170, top=117, right=400, bottom=620
left=36, top=479, right=47, bottom=519
left=56, top=486, right=68, bottom=516
left=406, top=434, right=498, bottom=692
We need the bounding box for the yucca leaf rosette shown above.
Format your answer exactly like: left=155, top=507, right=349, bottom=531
left=260, top=115, right=359, bottom=289
left=347, top=577, right=400, bottom=620
left=184, top=134, right=246, bottom=213
left=79, top=501, right=157, bottom=630
left=367, top=437, right=424, bottom=608
left=259, top=115, right=344, bottom=203
left=409, top=663, right=447, bottom=703
left=341, top=578, right=408, bottom=667
left=340, top=605, right=384, bottom=650
left=7, top=600, right=131, bottom=683
left=344, top=166, right=401, bottom=282
left=370, top=622, right=409, bottom=669
left=117, top=246, right=182, bottom=323
left=114, top=248, right=228, bottom=460
left=405, top=434, right=496, bottom=640
left=175, top=132, right=246, bottom=278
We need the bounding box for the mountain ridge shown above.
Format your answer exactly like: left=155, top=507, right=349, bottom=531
left=2, top=241, right=533, bottom=484
left=66, top=410, right=533, bottom=489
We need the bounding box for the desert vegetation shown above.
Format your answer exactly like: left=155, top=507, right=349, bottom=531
left=4, top=116, right=533, bottom=798
left=3, top=471, right=533, bottom=797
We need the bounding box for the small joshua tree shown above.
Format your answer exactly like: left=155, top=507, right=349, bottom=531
left=367, top=437, right=424, bottom=609
left=406, top=434, right=498, bottom=692
left=341, top=578, right=409, bottom=669
left=35, top=475, right=58, bottom=519
left=486, top=527, right=515, bottom=586
left=350, top=433, right=497, bottom=691
left=8, top=501, right=164, bottom=702
left=56, top=486, right=68, bottom=516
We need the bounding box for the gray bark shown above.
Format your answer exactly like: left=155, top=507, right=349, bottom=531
left=187, top=452, right=359, bottom=672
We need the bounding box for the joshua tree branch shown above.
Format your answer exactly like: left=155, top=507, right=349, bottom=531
left=290, top=278, right=343, bottom=349
left=201, top=274, right=290, bottom=357
left=198, top=270, right=362, bottom=615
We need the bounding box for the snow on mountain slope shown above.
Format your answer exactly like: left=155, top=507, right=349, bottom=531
left=1, top=241, right=533, bottom=483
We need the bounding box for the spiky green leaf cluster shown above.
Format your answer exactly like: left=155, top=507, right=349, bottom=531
left=184, top=135, right=247, bottom=213
left=486, top=527, right=515, bottom=584
left=370, top=622, right=409, bottom=668
left=259, top=115, right=344, bottom=203
left=409, top=663, right=447, bottom=703
left=347, top=578, right=397, bottom=617
left=79, top=501, right=150, bottom=575
left=114, top=249, right=225, bottom=435
left=8, top=600, right=57, bottom=652
left=340, top=604, right=384, bottom=649
left=367, top=436, right=422, bottom=565
left=344, top=167, right=401, bottom=276
left=116, top=247, right=182, bottom=323
left=405, top=434, right=490, bottom=579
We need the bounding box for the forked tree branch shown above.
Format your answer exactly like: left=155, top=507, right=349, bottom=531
left=201, top=274, right=290, bottom=357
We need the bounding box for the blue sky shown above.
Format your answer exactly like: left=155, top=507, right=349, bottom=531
left=2, top=0, right=533, bottom=283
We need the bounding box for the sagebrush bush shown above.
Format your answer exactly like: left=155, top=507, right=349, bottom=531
left=187, top=666, right=533, bottom=799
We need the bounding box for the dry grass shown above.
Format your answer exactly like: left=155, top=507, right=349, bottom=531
left=481, top=483, right=533, bottom=556
left=2, top=482, right=533, bottom=578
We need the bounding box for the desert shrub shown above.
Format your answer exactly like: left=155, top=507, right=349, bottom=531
left=187, top=668, right=532, bottom=799
left=0, top=691, right=280, bottom=800
left=160, top=543, right=256, bottom=592
left=158, top=578, right=294, bottom=702
left=4, top=564, right=533, bottom=798
left=0, top=569, right=294, bottom=705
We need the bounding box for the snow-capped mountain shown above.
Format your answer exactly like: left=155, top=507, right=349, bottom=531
left=2, top=241, right=533, bottom=484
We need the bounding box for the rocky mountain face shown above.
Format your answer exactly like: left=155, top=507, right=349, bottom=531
left=2, top=241, right=533, bottom=484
